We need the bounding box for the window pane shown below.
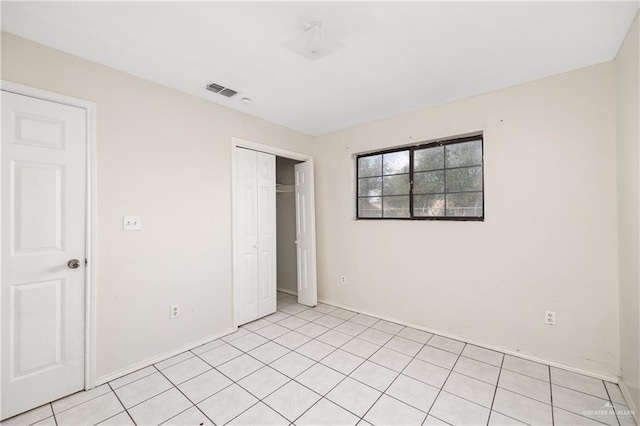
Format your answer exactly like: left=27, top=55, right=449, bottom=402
left=445, top=166, right=482, bottom=192
left=414, top=146, right=444, bottom=171
left=446, top=140, right=482, bottom=168
left=414, top=194, right=445, bottom=217
left=383, top=174, right=409, bottom=195
left=383, top=151, right=409, bottom=175
left=358, top=177, right=382, bottom=197
left=358, top=155, right=382, bottom=177
left=383, top=196, right=409, bottom=218
left=358, top=197, right=382, bottom=218
left=414, top=171, right=445, bottom=194
left=446, top=192, right=483, bottom=217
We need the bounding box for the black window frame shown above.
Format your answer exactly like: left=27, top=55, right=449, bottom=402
left=356, top=134, right=484, bottom=221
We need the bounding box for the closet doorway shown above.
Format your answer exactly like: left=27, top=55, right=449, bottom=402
left=231, top=138, right=317, bottom=327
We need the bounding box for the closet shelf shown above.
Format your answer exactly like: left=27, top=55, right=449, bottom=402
left=276, top=184, right=294, bottom=193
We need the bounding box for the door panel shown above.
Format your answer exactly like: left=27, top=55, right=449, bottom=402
left=294, top=162, right=317, bottom=307
left=11, top=279, right=63, bottom=378
left=235, top=148, right=259, bottom=325
left=13, top=111, right=65, bottom=149
left=12, top=162, right=64, bottom=253
left=1, top=91, right=86, bottom=420
left=257, top=152, right=276, bottom=318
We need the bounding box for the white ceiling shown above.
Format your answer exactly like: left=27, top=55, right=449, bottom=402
left=2, top=1, right=638, bottom=136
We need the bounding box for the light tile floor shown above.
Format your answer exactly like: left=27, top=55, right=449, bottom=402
left=3, top=292, right=637, bottom=426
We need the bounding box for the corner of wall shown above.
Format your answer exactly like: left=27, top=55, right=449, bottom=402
left=614, top=9, right=640, bottom=413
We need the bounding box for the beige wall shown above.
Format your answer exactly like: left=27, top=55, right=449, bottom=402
left=1, top=33, right=313, bottom=380
left=616, top=12, right=640, bottom=410
left=314, top=62, right=620, bottom=377
left=276, top=157, right=299, bottom=294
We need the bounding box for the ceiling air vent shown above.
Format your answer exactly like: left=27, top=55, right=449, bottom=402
left=206, top=83, right=224, bottom=93
left=206, top=82, right=238, bottom=98
left=219, top=88, right=238, bottom=98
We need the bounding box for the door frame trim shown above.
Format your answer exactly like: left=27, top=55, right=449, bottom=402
left=1, top=80, right=98, bottom=390
left=230, top=138, right=314, bottom=327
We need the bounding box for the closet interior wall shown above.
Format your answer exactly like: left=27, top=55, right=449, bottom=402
left=276, top=156, right=301, bottom=295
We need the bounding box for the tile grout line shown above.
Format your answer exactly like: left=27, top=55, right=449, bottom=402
left=549, top=364, right=555, bottom=426
left=96, top=409, right=134, bottom=426
left=47, top=386, right=113, bottom=417
left=107, top=382, right=137, bottom=426
left=151, top=364, right=217, bottom=426
left=50, top=403, right=58, bottom=426
left=491, top=386, right=554, bottom=413
left=551, top=382, right=624, bottom=404
left=158, top=406, right=204, bottom=426
left=553, top=406, right=612, bottom=426
left=486, top=351, right=506, bottom=425
left=353, top=330, right=437, bottom=424
left=110, top=376, right=176, bottom=415
left=108, top=366, right=158, bottom=392
left=422, top=341, right=466, bottom=423
left=109, top=367, right=202, bottom=424
left=603, top=379, right=622, bottom=426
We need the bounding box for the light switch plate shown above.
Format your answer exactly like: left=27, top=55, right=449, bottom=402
left=123, top=216, right=141, bottom=231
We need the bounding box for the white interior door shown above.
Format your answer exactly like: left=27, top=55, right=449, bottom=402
left=1, top=91, right=86, bottom=420
left=235, top=148, right=276, bottom=325
left=235, top=148, right=259, bottom=326
left=294, top=161, right=318, bottom=307
left=256, top=152, right=276, bottom=318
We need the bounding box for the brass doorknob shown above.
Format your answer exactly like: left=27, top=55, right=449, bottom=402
left=67, top=259, right=80, bottom=269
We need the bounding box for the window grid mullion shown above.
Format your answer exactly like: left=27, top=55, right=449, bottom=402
left=409, top=148, right=414, bottom=218
left=413, top=190, right=482, bottom=196
left=413, top=164, right=482, bottom=174
left=381, top=168, right=385, bottom=218
left=443, top=145, right=447, bottom=216
left=356, top=157, right=360, bottom=218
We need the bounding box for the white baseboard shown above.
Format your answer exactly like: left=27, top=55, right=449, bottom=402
left=319, top=297, right=620, bottom=384
left=277, top=287, right=297, bottom=296
left=619, top=379, right=639, bottom=423
left=94, top=327, right=236, bottom=386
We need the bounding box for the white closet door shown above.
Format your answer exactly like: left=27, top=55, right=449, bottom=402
left=256, top=152, right=276, bottom=318
left=1, top=92, right=86, bottom=420
left=235, top=148, right=276, bottom=326
left=294, top=161, right=318, bottom=307
left=235, top=148, right=259, bottom=325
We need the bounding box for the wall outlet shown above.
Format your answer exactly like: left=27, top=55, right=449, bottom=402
left=341, top=275, right=347, bottom=285
left=170, top=305, right=179, bottom=319
left=545, top=310, right=556, bottom=325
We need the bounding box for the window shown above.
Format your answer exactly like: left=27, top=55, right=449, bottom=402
left=356, top=135, right=483, bottom=220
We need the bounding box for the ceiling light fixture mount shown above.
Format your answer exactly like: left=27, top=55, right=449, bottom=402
left=282, top=20, right=344, bottom=60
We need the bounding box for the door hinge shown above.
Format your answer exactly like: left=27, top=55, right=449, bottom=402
left=85, top=258, right=88, bottom=266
